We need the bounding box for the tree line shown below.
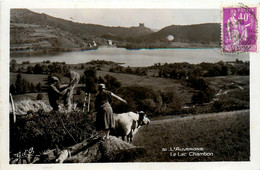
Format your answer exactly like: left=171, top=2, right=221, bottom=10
left=10, top=59, right=69, bottom=75
left=10, top=74, right=42, bottom=95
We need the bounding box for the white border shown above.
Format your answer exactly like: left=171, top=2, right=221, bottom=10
left=1, top=1, right=260, bottom=170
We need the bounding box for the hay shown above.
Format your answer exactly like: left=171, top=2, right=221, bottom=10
left=58, top=103, right=79, bottom=113
left=10, top=99, right=52, bottom=114
left=64, top=71, right=80, bottom=112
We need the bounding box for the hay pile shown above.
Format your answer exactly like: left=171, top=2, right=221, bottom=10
left=10, top=99, right=52, bottom=114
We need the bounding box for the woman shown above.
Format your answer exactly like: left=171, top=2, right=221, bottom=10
left=95, top=84, right=127, bottom=140
left=48, top=76, right=69, bottom=111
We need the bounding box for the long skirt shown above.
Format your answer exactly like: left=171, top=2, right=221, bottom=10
left=96, top=102, right=115, bottom=131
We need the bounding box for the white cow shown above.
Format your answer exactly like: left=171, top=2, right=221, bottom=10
left=111, top=111, right=150, bottom=143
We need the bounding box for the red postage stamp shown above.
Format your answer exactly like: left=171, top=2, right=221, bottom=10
left=222, top=6, right=257, bottom=52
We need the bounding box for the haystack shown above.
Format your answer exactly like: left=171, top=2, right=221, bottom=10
left=10, top=99, right=52, bottom=114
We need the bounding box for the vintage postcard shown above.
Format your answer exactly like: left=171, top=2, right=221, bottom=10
left=1, top=0, right=260, bottom=170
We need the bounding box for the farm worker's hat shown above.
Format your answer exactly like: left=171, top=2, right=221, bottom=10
left=98, top=84, right=106, bottom=90
left=50, top=76, right=59, bottom=82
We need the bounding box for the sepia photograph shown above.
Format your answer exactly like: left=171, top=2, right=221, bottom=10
left=8, top=7, right=251, bottom=163
left=1, top=1, right=258, bottom=168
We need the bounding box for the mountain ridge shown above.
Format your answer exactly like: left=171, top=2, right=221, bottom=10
left=10, top=9, right=220, bottom=54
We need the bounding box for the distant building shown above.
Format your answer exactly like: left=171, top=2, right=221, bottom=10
left=139, top=23, right=145, bottom=27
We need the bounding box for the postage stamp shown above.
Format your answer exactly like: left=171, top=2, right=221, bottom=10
left=222, top=6, right=257, bottom=53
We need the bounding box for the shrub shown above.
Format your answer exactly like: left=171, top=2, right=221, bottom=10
left=188, top=76, right=208, bottom=91
left=10, top=110, right=96, bottom=154
left=104, top=75, right=121, bottom=92
left=161, top=91, right=182, bottom=113
left=111, top=86, right=164, bottom=116
left=212, top=98, right=248, bottom=112
left=192, top=91, right=207, bottom=104
left=139, top=99, right=157, bottom=113
left=191, top=88, right=214, bottom=104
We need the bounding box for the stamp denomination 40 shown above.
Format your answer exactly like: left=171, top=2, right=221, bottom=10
left=222, top=6, right=257, bottom=52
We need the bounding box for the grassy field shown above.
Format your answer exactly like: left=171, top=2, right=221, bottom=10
left=10, top=67, right=249, bottom=115
left=132, top=110, right=250, bottom=162
left=97, top=70, right=193, bottom=104
left=9, top=62, right=250, bottom=163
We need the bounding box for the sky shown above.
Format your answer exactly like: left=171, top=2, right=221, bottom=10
left=30, top=8, right=220, bottom=29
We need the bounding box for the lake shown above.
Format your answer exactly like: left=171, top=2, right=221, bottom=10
left=11, top=47, right=249, bottom=67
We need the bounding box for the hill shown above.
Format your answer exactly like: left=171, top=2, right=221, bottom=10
left=10, top=23, right=90, bottom=55
left=149, top=23, right=220, bottom=43
left=133, top=110, right=249, bottom=161
left=11, top=9, right=154, bottom=39
left=10, top=9, right=154, bottom=54
left=10, top=9, right=220, bottom=54
left=122, top=23, right=220, bottom=49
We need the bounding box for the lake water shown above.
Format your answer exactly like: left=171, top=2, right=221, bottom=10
left=11, top=47, right=249, bottom=67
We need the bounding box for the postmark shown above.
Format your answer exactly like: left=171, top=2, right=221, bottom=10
left=222, top=6, right=257, bottom=53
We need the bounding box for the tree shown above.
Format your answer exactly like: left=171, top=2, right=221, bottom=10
left=41, top=65, right=49, bottom=74
left=27, top=66, right=34, bottom=74
left=84, top=69, right=97, bottom=82
left=15, top=74, right=23, bottom=94
left=21, top=79, right=29, bottom=94
left=10, top=59, right=17, bottom=72
left=85, top=77, right=96, bottom=94
left=84, top=68, right=97, bottom=94
left=84, top=68, right=98, bottom=113
left=104, top=74, right=121, bottom=91
left=34, top=64, right=43, bottom=74
left=29, top=83, right=36, bottom=93
left=10, top=84, right=16, bottom=95
left=36, top=82, right=42, bottom=92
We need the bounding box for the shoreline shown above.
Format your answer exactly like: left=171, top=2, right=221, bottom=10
left=10, top=43, right=220, bottom=56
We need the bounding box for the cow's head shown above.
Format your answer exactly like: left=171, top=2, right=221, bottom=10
left=137, top=111, right=150, bottom=126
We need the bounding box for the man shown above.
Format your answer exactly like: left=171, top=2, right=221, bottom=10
left=48, top=76, right=69, bottom=111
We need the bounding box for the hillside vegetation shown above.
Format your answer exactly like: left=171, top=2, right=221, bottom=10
left=10, top=9, right=221, bottom=55
left=9, top=59, right=250, bottom=162
left=133, top=110, right=250, bottom=161
left=10, top=9, right=153, bottom=54
left=10, top=59, right=249, bottom=117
